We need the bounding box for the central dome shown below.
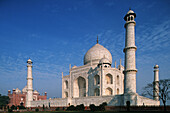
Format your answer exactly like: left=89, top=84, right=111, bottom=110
left=84, top=43, right=112, bottom=65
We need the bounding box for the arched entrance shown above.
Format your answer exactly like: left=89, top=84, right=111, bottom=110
left=73, top=76, right=86, bottom=97
left=94, top=75, right=100, bottom=85
left=106, top=87, right=113, bottom=95
left=94, top=88, right=100, bottom=96
left=64, top=92, right=68, bottom=98
left=106, top=74, right=113, bottom=84
left=64, top=80, right=68, bottom=89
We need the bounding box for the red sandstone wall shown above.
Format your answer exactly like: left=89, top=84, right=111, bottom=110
left=8, top=92, right=47, bottom=107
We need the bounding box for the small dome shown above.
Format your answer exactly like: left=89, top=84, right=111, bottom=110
left=22, top=86, right=27, bottom=93
left=84, top=43, right=112, bottom=65
left=33, top=90, right=39, bottom=94
left=27, top=58, right=33, bottom=63
left=15, top=88, right=21, bottom=93
left=154, top=64, right=159, bottom=69
left=72, top=65, right=77, bottom=69
left=99, top=57, right=111, bottom=64
left=127, top=10, right=135, bottom=14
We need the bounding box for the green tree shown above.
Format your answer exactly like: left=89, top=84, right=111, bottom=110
left=142, top=79, right=170, bottom=112
left=0, top=94, right=9, bottom=109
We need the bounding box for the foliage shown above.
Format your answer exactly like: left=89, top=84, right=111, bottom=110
left=55, top=107, right=59, bottom=111
left=35, top=108, right=39, bottom=112
left=66, top=105, right=75, bottom=111
left=10, top=105, right=15, bottom=110
left=89, top=102, right=107, bottom=111
left=142, top=79, right=170, bottom=111
left=89, top=104, right=96, bottom=112
left=66, top=104, right=85, bottom=111
left=0, top=94, right=9, bottom=108
left=10, top=105, right=26, bottom=110
left=8, top=109, right=13, bottom=112
left=76, top=104, right=85, bottom=111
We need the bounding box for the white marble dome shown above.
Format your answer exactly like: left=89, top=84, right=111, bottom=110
left=127, top=9, right=134, bottom=14
left=22, top=86, right=27, bottom=93
left=84, top=43, right=112, bottom=65
left=99, top=57, right=111, bottom=64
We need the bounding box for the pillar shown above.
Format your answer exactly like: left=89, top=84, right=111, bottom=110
left=153, top=65, right=159, bottom=101
left=26, top=58, right=33, bottom=107
left=123, top=9, right=137, bottom=94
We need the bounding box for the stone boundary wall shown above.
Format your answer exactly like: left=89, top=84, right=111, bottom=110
left=31, top=98, right=67, bottom=107
left=31, top=95, right=123, bottom=107
left=31, top=94, right=159, bottom=107
left=71, top=95, right=123, bottom=106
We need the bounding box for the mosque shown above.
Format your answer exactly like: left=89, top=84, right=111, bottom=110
left=16, top=9, right=160, bottom=107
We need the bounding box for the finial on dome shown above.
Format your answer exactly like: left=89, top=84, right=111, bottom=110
left=97, top=35, right=99, bottom=44
left=129, top=7, right=131, bottom=10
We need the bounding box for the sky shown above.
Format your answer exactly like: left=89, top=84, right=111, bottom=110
left=0, top=0, right=170, bottom=102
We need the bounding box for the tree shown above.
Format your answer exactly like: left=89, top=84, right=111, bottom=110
left=0, top=94, right=9, bottom=109
left=142, top=79, right=170, bottom=112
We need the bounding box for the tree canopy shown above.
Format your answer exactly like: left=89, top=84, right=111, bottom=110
left=0, top=94, right=9, bottom=108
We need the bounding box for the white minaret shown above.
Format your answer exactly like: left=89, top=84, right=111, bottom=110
left=123, top=9, right=137, bottom=94
left=153, top=64, right=159, bottom=101
left=26, top=58, right=33, bottom=107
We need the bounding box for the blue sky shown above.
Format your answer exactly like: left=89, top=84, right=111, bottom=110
left=0, top=0, right=170, bottom=102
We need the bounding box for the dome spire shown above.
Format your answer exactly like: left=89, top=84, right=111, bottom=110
left=97, top=35, right=99, bottom=44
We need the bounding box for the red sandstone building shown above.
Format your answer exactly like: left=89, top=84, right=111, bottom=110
left=8, top=87, right=47, bottom=107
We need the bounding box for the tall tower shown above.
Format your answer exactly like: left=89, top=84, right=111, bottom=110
left=153, top=65, right=159, bottom=101
left=123, top=9, right=137, bottom=94
left=26, top=58, right=33, bottom=107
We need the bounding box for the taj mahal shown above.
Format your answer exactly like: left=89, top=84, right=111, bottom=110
left=22, top=9, right=160, bottom=107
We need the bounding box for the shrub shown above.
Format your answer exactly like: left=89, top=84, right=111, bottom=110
left=76, top=104, right=85, bottom=111
left=10, top=105, right=15, bottom=110
left=55, top=107, right=59, bottom=111
left=66, top=105, right=75, bottom=111
left=35, top=108, right=39, bottom=112
left=19, top=105, right=26, bottom=109
left=89, top=104, right=96, bottom=111
left=8, top=109, right=13, bottom=112
left=99, top=102, right=107, bottom=111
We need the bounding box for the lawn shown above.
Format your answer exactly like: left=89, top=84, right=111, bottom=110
left=15, top=111, right=166, bottom=113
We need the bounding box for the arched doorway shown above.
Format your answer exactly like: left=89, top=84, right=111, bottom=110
left=64, top=92, right=68, bottom=98
left=117, top=88, right=119, bottom=95
left=106, top=74, right=113, bottom=84
left=94, top=75, right=100, bottom=85
left=94, top=88, right=100, bottom=96
left=106, top=87, right=112, bottom=95
left=64, top=80, right=68, bottom=89
left=73, top=76, right=86, bottom=97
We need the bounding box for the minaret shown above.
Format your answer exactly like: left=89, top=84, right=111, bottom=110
left=153, top=65, right=159, bottom=101
left=26, top=58, right=33, bottom=107
left=123, top=9, right=137, bottom=94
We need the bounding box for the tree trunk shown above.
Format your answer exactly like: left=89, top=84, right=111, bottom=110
left=163, top=101, right=166, bottom=112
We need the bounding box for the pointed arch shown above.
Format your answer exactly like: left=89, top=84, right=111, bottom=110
left=64, top=80, right=68, bottom=89
left=73, top=76, right=86, bottom=97
left=117, top=75, right=119, bottom=85
left=106, top=73, right=113, bottom=84
left=106, top=87, right=113, bottom=95
left=94, top=88, right=100, bottom=96
left=94, top=75, right=100, bottom=85
left=64, top=92, right=68, bottom=98
left=117, top=88, right=119, bottom=95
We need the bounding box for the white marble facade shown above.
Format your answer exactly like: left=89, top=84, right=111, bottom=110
left=62, top=43, right=124, bottom=99
left=31, top=9, right=160, bottom=107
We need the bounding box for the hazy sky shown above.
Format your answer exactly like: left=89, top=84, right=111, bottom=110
left=0, top=0, right=170, bottom=101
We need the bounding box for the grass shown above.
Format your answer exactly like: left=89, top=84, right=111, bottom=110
left=13, top=111, right=166, bottom=113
